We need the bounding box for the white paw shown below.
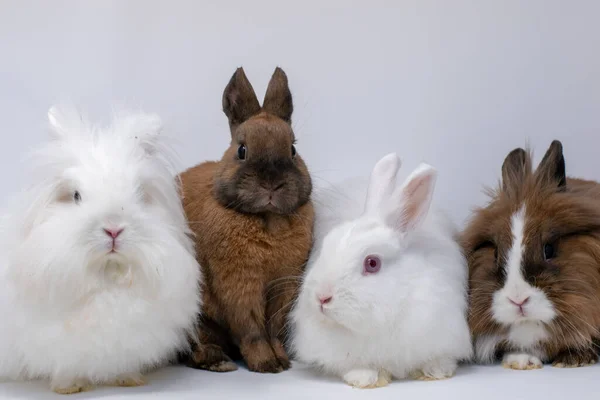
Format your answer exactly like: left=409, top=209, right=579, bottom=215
left=416, top=358, right=457, bottom=381
left=502, top=353, right=543, bottom=370
left=51, top=378, right=92, bottom=395
left=109, top=372, right=146, bottom=387
left=343, top=369, right=391, bottom=389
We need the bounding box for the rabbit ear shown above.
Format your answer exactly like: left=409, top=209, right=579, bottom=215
left=535, top=140, right=566, bottom=190
left=387, top=163, right=437, bottom=232
left=262, top=67, right=293, bottom=123
left=222, top=67, right=261, bottom=133
left=115, top=112, right=163, bottom=155
left=501, top=147, right=531, bottom=195
left=47, top=105, right=85, bottom=139
left=364, top=153, right=402, bottom=214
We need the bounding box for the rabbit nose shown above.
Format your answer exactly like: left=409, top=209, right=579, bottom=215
left=104, top=228, right=124, bottom=239
left=318, top=295, right=332, bottom=305
left=509, top=297, right=530, bottom=307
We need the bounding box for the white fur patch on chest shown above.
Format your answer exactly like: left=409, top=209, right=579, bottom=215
left=103, top=260, right=133, bottom=287
left=475, top=322, right=549, bottom=363
left=508, top=321, right=549, bottom=348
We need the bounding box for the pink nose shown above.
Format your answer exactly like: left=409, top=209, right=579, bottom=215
left=509, top=297, right=530, bottom=307
left=319, top=295, right=332, bottom=305
left=104, top=228, right=124, bottom=239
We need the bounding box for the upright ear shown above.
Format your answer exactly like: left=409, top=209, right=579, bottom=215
left=116, top=112, right=163, bottom=155
left=501, top=147, right=530, bottom=194
left=262, top=67, right=293, bottom=123
left=222, top=68, right=261, bottom=132
left=364, top=153, right=402, bottom=214
left=388, top=163, right=437, bottom=232
left=47, top=105, right=85, bottom=139
left=535, top=140, right=566, bottom=190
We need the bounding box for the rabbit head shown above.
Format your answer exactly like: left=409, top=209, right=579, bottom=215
left=7, top=106, right=192, bottom=300
left=298, top=153, right=437, bottom=332
left=213, top=67, right=312, bottom=215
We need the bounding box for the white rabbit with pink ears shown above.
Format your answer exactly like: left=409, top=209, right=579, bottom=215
left=291, top=153, right=472, bottom=388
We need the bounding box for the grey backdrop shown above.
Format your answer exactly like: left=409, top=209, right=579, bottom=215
left=1, top=0, right=598, bottom=225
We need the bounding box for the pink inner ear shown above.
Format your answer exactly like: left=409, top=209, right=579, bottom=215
left=399, top=173, right=434, bottom=231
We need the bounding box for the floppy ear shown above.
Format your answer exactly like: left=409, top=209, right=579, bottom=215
left=501, top=147, right=530, bottom=194
left=222, top=67, right=261, bottom=132
left=364, top=153, right=402, bottom=214
left=535, top=140, right=566, bottom=190
left=47, top=105, right=85, bottom=139
left=387, top=163, right=437, bottom=232
left=262, top=67, right=293, bottom=123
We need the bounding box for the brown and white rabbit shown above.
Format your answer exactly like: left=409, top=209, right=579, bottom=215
left=179, top=67, right=314, bottom=373
left=464, top=140, right=600, bottom=369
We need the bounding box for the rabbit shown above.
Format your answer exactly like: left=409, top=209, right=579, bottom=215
left=464, top=140, right=600, bottom=370
left=0, top=106, right=201, bottom=394
left=290, top=153, right=472, bottom=388
left=179, top=67, right=314, bottom=374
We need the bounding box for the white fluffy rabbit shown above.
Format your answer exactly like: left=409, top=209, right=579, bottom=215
left=291, top=153, right=472, bottom=388
left=0, top=106, right=201, bottom=394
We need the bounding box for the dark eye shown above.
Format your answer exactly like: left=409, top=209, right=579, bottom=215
left=363, top=255, right=381, bottom=274
left=291, top=145, right=297, bottom=158
left=73, top=191, right=81, bottom=203
left=543, top=243, right=556, bottom=260
left=237, top=144, right=247, bottom=160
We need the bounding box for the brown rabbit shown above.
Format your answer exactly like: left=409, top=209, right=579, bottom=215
left=464, top=140, right=600, bottom=370
left=179, top=67, right=314, bottom=373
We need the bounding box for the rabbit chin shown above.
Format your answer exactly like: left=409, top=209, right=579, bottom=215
left=306, top=295, right=377, bottom=335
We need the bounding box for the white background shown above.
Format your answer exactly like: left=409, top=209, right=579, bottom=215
left=1, top=1, right=599, bottom=398
left=2, top=0, right=599, bottom=225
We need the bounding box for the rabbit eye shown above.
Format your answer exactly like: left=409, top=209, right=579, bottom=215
left=237, top=144, right=247, bottom=160
left=363, top=255, right=381, bottom=274
left=543, top=243, right=556, bottom=260
left=73, top=191, right=82, bottom=204
left=291, top=145, right=297, bottom=158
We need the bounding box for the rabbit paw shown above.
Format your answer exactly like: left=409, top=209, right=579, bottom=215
left=109, top=372, right=146, bottom=387
left=552, top=348, right=598, bottom=368
left=413, top=358, right=457, bottom=381
left=244, top=340, right=286, bottom=373
left=186, top=343, right=238, bottom=372
left=270, top=339, right=292, bottom=370
left=51, top=378, right=92, bottom=395
left=502, top=353, right=543, bottom=370
left=343, top=369, right=391, bottom=389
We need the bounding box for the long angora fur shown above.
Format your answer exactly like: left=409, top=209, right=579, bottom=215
left=0, top=106, right=201, bottom=393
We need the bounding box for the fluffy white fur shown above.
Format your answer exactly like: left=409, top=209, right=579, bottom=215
left=291, top=153, right=472, bottom=388
left=0, top=106, right=201, bottom=393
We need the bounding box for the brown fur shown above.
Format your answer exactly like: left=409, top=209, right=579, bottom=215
left=464, top=140, right=600, bottom=366
left=180, top=67, right=314, bottom=373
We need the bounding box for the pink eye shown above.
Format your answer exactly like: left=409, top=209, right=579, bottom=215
left=363, top=255, right=381, bottom=274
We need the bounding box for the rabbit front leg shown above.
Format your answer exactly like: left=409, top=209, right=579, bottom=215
left=411, top=357, right=457, bottom=380
left=502, top=352, right=543, bottom=370
left=221, top=278, right=284, bottom=373
left=184, top=300, right=239, bottom=372
left=552, top=346, right=598, bottom=368
left=50, top=375, right=92, bottom=395
left=265, top=277, right=299, bottom=370
left=107, top=372, right=146, bottom=387
left=342, top=368, right=392, bottom=389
